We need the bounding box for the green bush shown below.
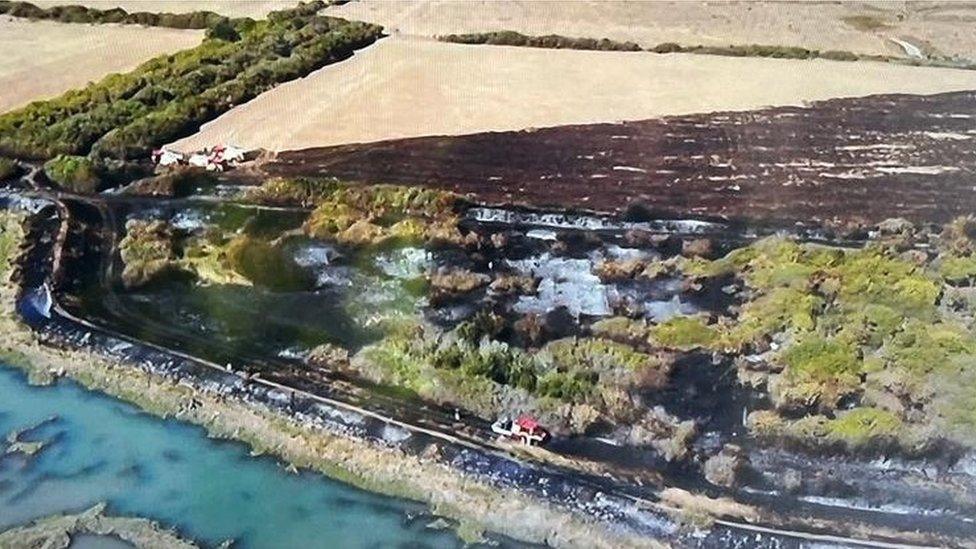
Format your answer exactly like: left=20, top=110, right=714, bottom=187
left=0, top=157, right=18, bottom=181
left=537, top=369, right=597, bottom=401
left=440, top=31, right=641, bottom=52
left=0, top=1, right=230, bottom=29
left=651, top=316, right=718, bottom=350
left=782, top=336, right=860, bottom=383
left=225, top=235, right=313, bottom=291
left=206, top=18, right=241, bottom=41
left=43, top=154, right=100, bottom=193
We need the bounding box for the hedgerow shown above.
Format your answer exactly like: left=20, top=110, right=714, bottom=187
left=0, top=1, right=229, bottom=29
left=439, top=30, right=640, bottom=52
left=0, top=2, right=383, bottom=162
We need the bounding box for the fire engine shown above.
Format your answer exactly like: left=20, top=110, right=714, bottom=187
left=491, top=416, right=550, bottom=446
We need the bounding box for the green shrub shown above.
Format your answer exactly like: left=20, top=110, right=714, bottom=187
left=939, top=254, right=976, bottom=284
left=43, top=155, right=100, bottom=193
left=0, top=1, right=231, bottom=29
left=651, top=316, right=718, bottom=350
left=246, top=177, right=340, bottom=206
left=537, top=369, right=597, bottom=401
left=206, top=17, right=241, bottom=41
left=825, top=407, right=903, bottom=446
left=225, top=235, right=313, bottom=291
left=782, top=336, right=860, bottom=383
left=0, top=157, right=19, bottom=181
left=455, top=309, right=506, bottom=343
left=440, top=31, right=641, bottom=52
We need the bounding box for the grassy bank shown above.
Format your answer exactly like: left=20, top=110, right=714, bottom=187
left=0, top=210, right=654, bottom=548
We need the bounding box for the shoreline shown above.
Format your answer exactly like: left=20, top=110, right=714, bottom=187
left=0, top=208, right=662, bottom=547
left=0, top=503, right=201, bottom=549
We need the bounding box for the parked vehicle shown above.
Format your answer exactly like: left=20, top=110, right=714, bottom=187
left=491, top=416, right=549, bottom=446
left=152, top=145, right=248, bottom=172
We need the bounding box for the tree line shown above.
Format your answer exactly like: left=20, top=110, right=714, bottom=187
left=0, top=2, right=383, bottom=190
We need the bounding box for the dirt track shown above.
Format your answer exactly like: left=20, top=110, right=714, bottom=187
left=266, top=90, right=976, bottom=227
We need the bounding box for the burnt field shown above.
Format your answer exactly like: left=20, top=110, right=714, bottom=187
left=267, top=90, right=976, bottom=227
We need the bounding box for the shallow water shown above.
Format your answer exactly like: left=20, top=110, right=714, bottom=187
left=0, top=365, right=472, bottom=548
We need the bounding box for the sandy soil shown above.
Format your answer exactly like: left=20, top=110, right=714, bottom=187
left=0, top=17, right=203, bottom=114
left=171, top=35, right=976, bottom=152
left=325, top=0, right=976, bottom=60
left=28, top=0, right=298, bottom=18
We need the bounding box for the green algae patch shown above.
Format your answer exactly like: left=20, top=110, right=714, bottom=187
left=651, top=316, right=719, bottom=350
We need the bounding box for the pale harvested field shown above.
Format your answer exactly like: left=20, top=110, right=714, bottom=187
left=0, top=17, right=202, bottom=113
left=171, top=36, right=976, bottom=153
left=325, top=0, right=976, bottom=60
left=29, top=0, right=297, bottom=18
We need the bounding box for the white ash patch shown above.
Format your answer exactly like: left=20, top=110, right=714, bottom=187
left=375, top=247, right=430, bottom=279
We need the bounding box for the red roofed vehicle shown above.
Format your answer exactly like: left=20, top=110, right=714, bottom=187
left=491, top=415, right=550, bottom=446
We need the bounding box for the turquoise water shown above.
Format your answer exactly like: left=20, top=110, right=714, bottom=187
left=0, top=365, right=470, bottom=548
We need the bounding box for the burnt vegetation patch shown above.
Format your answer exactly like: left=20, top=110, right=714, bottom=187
left=268, top=90, right=976, bottom=228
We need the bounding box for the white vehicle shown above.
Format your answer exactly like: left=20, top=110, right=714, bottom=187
left=187, top=153, right=211, bottom=169
left=221, top=145, right=247, bottom=165
left=152, top=148, right=185, bottom=167
left=154, top=144, right=248, bottom=172
left=491, top=416, right=549, bottom=446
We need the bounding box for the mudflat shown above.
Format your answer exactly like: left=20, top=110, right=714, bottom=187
left=172, top=35, right=976, bottom=152
left=0, top=17, right=202, bottom=114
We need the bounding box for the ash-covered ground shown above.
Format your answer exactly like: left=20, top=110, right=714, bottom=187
left=268, top=90, right=976, bottom=227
